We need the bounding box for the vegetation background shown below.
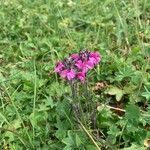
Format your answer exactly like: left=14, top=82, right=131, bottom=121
left=0, top=0, right=149, bottom=149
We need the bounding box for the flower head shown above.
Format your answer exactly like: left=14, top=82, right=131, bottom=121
left=54, top=50, right=101, bottom=82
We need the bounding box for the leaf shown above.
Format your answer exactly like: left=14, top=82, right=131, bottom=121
left=141, top=86, right=150, bottom=101
left=62, top=131, right=86, bottom=149
left=63, top=146, right=72, bottom=150
left=106, top=86, right=123, bottom=101
left=4, top=131, right=14, bottom=142
left=12, top=119, right=22, bottom=129
left=62, top=137, right=72, bottom=146
left=142, top=92, right=150, bottom=100
left=45, top=96, right=56, bottom=108
left=107, top=125, right=120, bottom=144
left=75, top=134, right=82, bottom=147
left=38, top=103, right=49, bottom=111
left=85, top=145, right=97, bottom=150
left=125, top=104, right=140, bottom=121
left=55, top=129, right=66, bottom=139
left=122, top=143, right=146, bottom=150
left=107, top=125, right=120, bottom=137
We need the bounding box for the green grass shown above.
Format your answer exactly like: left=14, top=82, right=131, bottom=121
left=0, top=0, right=150, bottom=149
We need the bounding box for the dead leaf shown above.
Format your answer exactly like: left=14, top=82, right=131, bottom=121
left=92, top=82, right=108, bottom=91
left=144, top=139, right=150, bottom=147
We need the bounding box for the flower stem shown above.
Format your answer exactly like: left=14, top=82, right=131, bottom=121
left=69, top=81, right=86, bottom=126
left=70, top=81, right=77, bottom=100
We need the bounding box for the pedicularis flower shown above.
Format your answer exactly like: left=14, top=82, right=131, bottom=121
left=54, top=50, right=101, bottom=82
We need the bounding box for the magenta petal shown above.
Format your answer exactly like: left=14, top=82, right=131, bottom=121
left=55, top=62, right=64, bottom=73
left=75, top=60, right=83, bottom=69
left=90, top=51, right=99, bottom=57
left=66, top=69, right=76, bottom=80
left=86, top=60, right=94, bottom=69
left=89, top=57, right=96, bottom=64
left=70, top=53, right=79, bottom=60
left=89, top=51, right=101, bottom=65
left=77, top=72, right=86, bottom=82
left=60, top=69, right=68, bottom=78
left=95, top=57, right=100, bottom=64
left=55, top=51, right=101, bottom=82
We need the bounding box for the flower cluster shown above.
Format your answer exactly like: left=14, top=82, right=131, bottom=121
left=54, top=50, right=101, bottom=82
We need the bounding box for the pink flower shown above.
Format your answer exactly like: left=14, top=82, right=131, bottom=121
left=60, top=69, right=76, bottom=80
left=89, top=51, right=101, bottom=65
left=54, top=50, right=101, bottom=82
left=77, top=72, right=86, bottom=82
left=66, top=69, right=76, bottom=80
left=75, top=60, right=83, bottom=69
left=75, top=60, right=87, bottom=72
left=86, top=60, right=94, bottom=69
left=60, top=69, right=68, bottom=78
left=75, top=60, right=94, bottom=73
left=54, top=62, right=64, bottom=73
left=70, top=53, right=79, bottom=60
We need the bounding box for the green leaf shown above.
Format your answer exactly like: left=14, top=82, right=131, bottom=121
left=125, top=104, right=140, bottom=121
left=141, top=86, right=150, bottom=101
left=4, top=131, right=14, bottom=142
left=12, top=119, right=22, bottom=129
left=45, top=96, right=56, bottom=108
left=62, top=131, right=75, bottom=147
left=106, top=86, right=123, bottom=101
left=85, top=145, right=97, bottom=150
left=63, top=146, right=72, bottom=150
left=142, top=92, right=150, bottom=100
left=122, top=143, right=146, bottom=150
left=107, top=125, right=120, bottom=136
left=55, top=129, right=66, bottom=139
left=75, top=134, right=82, bottom=147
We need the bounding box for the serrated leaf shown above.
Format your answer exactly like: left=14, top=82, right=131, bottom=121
left=55, top=129, right=66, bottom=139
left=125, top=104, right=140, bottom=121
left=45, top=96, right=56, bottom=108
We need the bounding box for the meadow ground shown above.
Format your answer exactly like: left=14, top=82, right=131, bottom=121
left=0, top=0, right=150, bottom=149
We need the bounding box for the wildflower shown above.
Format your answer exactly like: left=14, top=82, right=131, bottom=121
left=60, top=69, right=68, bottom=78
left=86, top=60, right=95, bottom=69
left=77, top=72, right=86, bottom=82
left=66, top=69, right=76, bottom=80
left=54, top=62, right=64, bottom=73
left=70, top=53, right=79, bottom=60
left=75, top=60, right=94, bottom=73
left=54, top=50, right=101, bottom=82
left=60, top=69, right=76, bottom=80
left=89, top=51, right=101, bottom=65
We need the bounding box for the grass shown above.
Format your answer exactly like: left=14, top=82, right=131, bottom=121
left=0, top=0, right=150, bottom=149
